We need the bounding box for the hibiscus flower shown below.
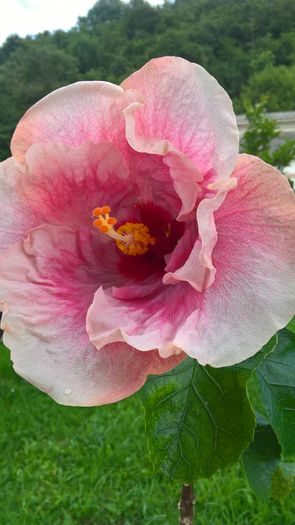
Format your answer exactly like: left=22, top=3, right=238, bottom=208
left=0, top=57, right=294, bottom=406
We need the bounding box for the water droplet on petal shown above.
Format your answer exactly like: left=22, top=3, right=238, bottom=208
left=64, top=388, right=72, bottom=396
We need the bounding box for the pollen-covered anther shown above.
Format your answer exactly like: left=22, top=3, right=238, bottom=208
left=116, top=222, right=156, bottom=256
left=92, top=205, right=155, bottom=256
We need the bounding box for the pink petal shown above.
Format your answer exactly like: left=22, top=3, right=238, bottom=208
left=23, top=141, right=133, bottom=228
left=121, top=57, right=239, bottom=182
left=0, top=157, right=35, bottom=252
left=164, top=151, right=203, bottom=219
left=127, top=150, right=182, bottom=215
left=0, top=225, right=181, bottom=406
left=173, top=155, right=295, bottom=366
left=163, top=178, right=237, bottom=291
left=123, top=101, right=203, bottom=218
left=8, top=136, right=182, bottom=237
left=0, top=147, right=127, bottom=256
left=86, top=280, right=197, bottom=353
left=0, top=142, right=135, bottom=254
left=11, top=81, right=138, bottom=165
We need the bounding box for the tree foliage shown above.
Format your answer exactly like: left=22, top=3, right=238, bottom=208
left=0, top=0, right=295, bottom=160
left=242, top=65, right=295, bottom=112
left=240, top=102, right=295, bottom=171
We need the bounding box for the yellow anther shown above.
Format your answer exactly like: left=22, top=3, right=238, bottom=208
left=93, top=218, right=103, bottom=228
left=93, top=207, right=104, bottom=217
left=116, top=222, right=155, bottom=256
left=99, top=225, right=109, bottom=233
left=92, top=205, right=155, bottom=256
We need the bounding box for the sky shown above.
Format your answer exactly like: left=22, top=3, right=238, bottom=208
left=0, top=0, right=161, bottom=45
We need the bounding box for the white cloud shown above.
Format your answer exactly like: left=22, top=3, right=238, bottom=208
left=0, top=0, right=162, bottom=45
left=0, top=0, right=95, bottom=44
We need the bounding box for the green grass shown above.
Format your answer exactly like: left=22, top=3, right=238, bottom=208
left=0, top=345, right=294, bottom=525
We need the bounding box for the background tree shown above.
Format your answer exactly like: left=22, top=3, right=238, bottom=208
left=0, top=0, right=295, bottom=159
left=241, top=66, right=295, bottom=112
left=240, top=102, right=295, bottom=172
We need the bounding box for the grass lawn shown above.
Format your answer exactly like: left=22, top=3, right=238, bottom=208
left=0, top=344, right=294, bottom=525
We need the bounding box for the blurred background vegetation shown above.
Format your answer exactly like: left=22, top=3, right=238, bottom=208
left=0, top=0, right=295, bottom=161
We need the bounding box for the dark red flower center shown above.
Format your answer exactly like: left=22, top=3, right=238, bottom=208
left=93, top=202, right=184, bottom=281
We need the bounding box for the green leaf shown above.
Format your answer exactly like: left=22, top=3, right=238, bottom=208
left=255, top=329, right=295, bottom=459
left=271, top=462, right=295, bottom=499
left=235, top=335, right=277, bottom=372
left=141, top=358, right=255, bottom=482
left=242, top=416, right=281, bottom=498
left=243, top=414, right=295, bottom=499
left=246, top=375, right=268, bottom=419
left=286, top=315, right=295, bottom=335
left=237, top=335, right=277, bottom=417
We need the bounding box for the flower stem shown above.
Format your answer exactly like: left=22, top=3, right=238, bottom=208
left=178, top=483, right=195, bottom=525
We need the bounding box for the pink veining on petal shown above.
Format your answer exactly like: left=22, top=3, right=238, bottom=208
left=0, top=141, right=135, bottom=253
left=0, top=224, right=183, bottom=406
left=0, top=157, right=35, bottom=253
left=11, top=81, right=139, bottom=166
left=172, top=155, right=295, bottom=366
left=123, top=100, right=203, bottom=218
left=163, top=178, right=237, bottom=291
left=121, top=56, right=239, bottom=182
left=86, top=280, right=198, bottom=354
left=23, top=141, right=133, bottom=229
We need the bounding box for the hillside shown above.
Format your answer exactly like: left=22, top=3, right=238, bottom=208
left=0, top=0, right=294, bottom=159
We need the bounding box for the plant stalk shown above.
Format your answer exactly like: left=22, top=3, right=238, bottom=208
left=178, top=483, right=195, bottom=525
